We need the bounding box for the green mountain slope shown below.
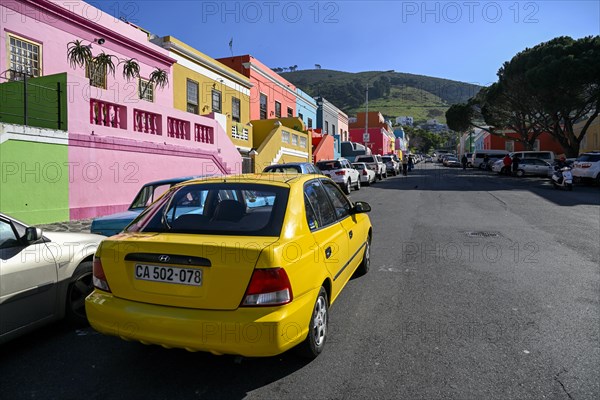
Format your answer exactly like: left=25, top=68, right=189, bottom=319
left=281, top=69, right=482, bottom=124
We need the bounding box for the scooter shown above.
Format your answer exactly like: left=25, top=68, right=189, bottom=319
left=551, top=166, right=573, bottom=191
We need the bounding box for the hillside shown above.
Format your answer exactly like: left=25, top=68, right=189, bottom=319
left=281, top=69, right=482, bottom=124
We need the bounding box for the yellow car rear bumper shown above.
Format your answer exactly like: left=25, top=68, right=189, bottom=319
left=85, top=288, right=317, bottom=357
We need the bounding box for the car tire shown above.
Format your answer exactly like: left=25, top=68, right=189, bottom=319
left=516, top=169, right=524, bottom=177
left=355, top=178, right=361, bottom=190
left=343, top=179, right=351, bottom=195
left=356, top=236, right=371, bottom=275
left=296, top=287, right=328, bottom=359
left=65, top=261, right=93, bottom=326
left=364, top=178, right=370, bottom=187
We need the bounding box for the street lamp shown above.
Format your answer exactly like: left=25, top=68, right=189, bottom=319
left=365, top=70, right=394, bottom=149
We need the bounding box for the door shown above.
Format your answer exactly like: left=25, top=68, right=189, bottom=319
left=320, top=180, right=367, bottom=283
left=304, top=180, right=349, bottom=300
left=0, top=218, right=58, bottom=336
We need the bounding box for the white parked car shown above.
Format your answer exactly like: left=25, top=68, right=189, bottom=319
left=352, top=162, right=376, bottom=185
left=0, top=213, right=105, bottom=344
left=572, top=152, right=600, bottom=185
left=316, top=158, right=361, bottom=194
left=355, top=154, right=387, bottom=180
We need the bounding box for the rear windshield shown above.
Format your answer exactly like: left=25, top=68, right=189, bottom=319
left=263, top=166, right=301, bottom=173
left=382, top=156, right=392, bottom=162
left=356, top=156, right=375, bottom=163
left=316, top=161, right=342, bottom=170
left=126, top=183, right=289, bottom=236
left=577, top=154, right=600, bottom=162
left=352, top=163, right=365, bottom=169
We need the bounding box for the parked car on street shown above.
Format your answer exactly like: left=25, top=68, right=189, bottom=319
left=572, top=151, right=600, bottom=185
left=90, top=176, right=203, bottom=236
left=85, top=174, right=373, bottom=358
left=0, top=213, right=104, bottom=344
left=381, top=155, right=400, bottom=176
left=352, top=162, right=376, bottom=185
left=263, top=162, right=322, bottom=175
left=354, top=154, right=386, bottom=180
left=471, top=150, right=508, bottom=169
left=491, top=158, right=553, bottom=177
left=316, top=158, right=360, bottom=194
left=443, top=156, right=461, bottom=167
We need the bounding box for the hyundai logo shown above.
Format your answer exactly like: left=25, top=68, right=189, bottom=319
left=159, top=255, right=170, bottom=263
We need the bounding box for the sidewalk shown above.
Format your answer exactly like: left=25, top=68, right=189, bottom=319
left=37, top=218, right=93, bottom=234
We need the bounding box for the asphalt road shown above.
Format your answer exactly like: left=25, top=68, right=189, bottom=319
left=1, top=163, right=599, bottom=400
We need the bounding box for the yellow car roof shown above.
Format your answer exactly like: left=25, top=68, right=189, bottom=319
left=179, top=173, right=313, bottom=187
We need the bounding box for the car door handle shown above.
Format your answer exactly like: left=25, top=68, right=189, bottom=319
left=348, top=230, right=353, bottom=239
left=325, top=247, right=332, bottom=259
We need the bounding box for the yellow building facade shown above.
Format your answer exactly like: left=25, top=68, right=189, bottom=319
left=251, top=118, right=312, bottom=171
left=576, top=117, right=600, bottom=153
left=152, top=36, right=254, bottom=171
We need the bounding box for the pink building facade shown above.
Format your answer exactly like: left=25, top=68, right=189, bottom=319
left=1, top=0, right=241, bottom=220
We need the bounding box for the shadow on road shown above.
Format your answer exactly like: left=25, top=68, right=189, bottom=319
left=374, top=164, right=600, bottom=207
left=0, top=322, right=313, bottom=399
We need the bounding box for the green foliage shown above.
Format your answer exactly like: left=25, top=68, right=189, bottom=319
left=120, top=58, right=141, bottom=81
left=66, top=40, right=92, bottom=69
left=404, top=126, right=444, bottom=153
left=445, top=104, right=473, bottom=132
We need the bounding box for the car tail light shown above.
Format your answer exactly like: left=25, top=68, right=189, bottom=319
left=362, top=170, right=367, bottom=175
left=92, top=256, right=111, bottom=292
left=580, top=162, right=592, bottom=168
left=335, top=171, right=346, bottom=175
left=241, top=268, right=292, bottom=306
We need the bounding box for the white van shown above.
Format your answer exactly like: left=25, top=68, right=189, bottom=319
left=471, top=150, right=508, bottom=169
left=509, top=151, right=557, bottom=163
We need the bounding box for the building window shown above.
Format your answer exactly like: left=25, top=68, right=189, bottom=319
left=260, top=93, right=267, bottom=119
left=232, top=97, right=241, bottom=122
left=505, top=140, right=515, bottom=152
left=86, top=60, right=107, bottom=89
left=533, top=139, right=540, bottom=151
left=138, top=78, right=154, bottom=102
left=212, top=90, right=222, bottom=113
left=186, top=79, right=199, bottom=113
left=275, top=101, right=281, bottom=118
left=299, top=113, right=303, bottom=121
left=8, top=34, right=41, bottom=80
left=287, top=107, right=293, bottom=117
left=325, top=121, right=329, bottom=134
left=332, top=124, right=336, bottom=136
left=282, top=130, right=290, bottom=143
left=307, top=118, right=313, bottom=129
left=300, top=136, right=307, bottom=148
left=292, top=134, right=298, bottom=146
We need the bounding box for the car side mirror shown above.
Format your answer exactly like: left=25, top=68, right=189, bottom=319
left=351, top=201, right=371, bottom=214
left=25, top=227, right=43, bottom=243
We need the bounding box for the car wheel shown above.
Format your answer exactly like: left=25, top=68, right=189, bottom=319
left=355, top=178, right=361, bottom=190
left=467, top=162, right=473, bottom=168
left=296, top=287, right=328, bottom=359
left=383, top=172, right=388, bottom=179
left=364, top=178, right=371, bottom=187
left=65, top=261, right=93, bottom=325
left=343, top=179, right=351, bottom=195
left=516, top=169, right=524, bottom=177
left=356, top=236, right=371, bottom=275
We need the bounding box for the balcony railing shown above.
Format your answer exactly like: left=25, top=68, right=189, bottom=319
left=133, top=109, right=161, bottom=135
left=167, top=117, right=190, bottom=140
left=231, top=125, right=249, bottom=140
left=195, top=124, right=214, bottom=144
left=90, top=99, right=125, bottom=129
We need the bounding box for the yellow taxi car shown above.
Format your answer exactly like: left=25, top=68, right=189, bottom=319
left=85, top=174, right=372, bottom=358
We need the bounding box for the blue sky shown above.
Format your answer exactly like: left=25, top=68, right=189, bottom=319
left=94, top=1, right=599, bottom=86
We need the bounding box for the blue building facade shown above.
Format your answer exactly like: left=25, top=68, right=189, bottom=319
left=295, top=88, right=317, bottom=131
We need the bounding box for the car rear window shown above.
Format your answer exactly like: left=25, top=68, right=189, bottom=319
left=382, top=156, right=392, bottom=162
left=316, top=161, right=342, bottom=170
left=356, top=156, right=375, bottom=163
left=352, top=163, right=365, bottom=170
left=127, top=183, right=289, bottom=236
left=577, top=154, right=600, bottom=162
left=263, top=166, right=301, bottom=173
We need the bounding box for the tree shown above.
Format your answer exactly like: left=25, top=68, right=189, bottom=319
left=499, top=36, right=600, bottom=156
left=445, top=103, right=473, bottom=133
